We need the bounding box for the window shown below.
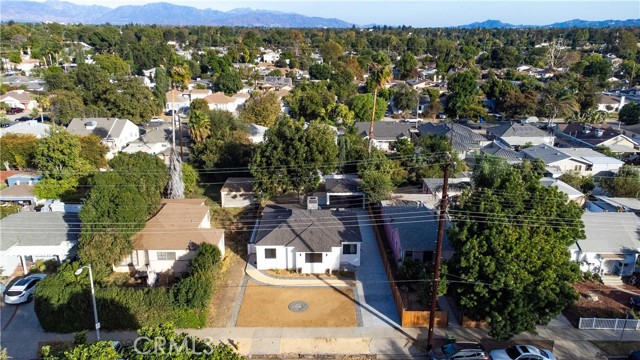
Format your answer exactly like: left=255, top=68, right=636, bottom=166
left=305, top=253, right=323, bottom=263
left=24, top=255, right=33, bottom=263
left=343, top=244, right=358, bottom=255
left=264, top=248, right=276, bottom=259
left=574, top=165, right=582, bottom=171
left=404, top=251, right=414, bottom=261
left=157, top=252, right=176, bottom=261
left=423, top=251, right=434, bottom=263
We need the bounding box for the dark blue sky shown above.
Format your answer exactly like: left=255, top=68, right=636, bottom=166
left=26, top=0, right=640, bottom=26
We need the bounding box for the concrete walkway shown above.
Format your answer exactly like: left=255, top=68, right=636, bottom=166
left=245, top=256, right=356, bottom=287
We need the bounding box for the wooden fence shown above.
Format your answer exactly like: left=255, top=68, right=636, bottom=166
left=368, top=205, right=448, bottom=328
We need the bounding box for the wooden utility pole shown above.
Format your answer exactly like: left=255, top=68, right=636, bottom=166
left=426, top=152, right=451, bottom=351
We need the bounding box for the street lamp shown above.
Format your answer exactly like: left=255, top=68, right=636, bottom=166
left=75, top=265, right=100, bottom=341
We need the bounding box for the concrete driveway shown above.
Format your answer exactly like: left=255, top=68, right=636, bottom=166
left=1, top=299, right=47, bottom=360
left=355, top=211, right=401, bottom=328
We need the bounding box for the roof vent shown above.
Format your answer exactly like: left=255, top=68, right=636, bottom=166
left=594, top=128, right=604, bottom=138
left=85, top=121, right=97, bottom=130
left=307, top=196, right=319, bottom=210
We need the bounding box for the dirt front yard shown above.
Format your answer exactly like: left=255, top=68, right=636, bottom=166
left=563, top=281, right=639, bottom=326
left=235, top=281, right=358, bottom=327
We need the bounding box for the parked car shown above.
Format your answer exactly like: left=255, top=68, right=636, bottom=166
left=630, top=295, right=640, bottom=310
left=4, top=274, right=47, bottom=304
left=149, top=117, right=163, bottom=123
left=490, top=345, right=556, bottom=360
left=405, top=118, right=422, bottom=123
left=434, top=341, right=488, bottom=360
left=630, top=350, right=640, bottom=360
left=6, top=108, right=24, bottom=115
left=16, top=116, right=33, bottom=122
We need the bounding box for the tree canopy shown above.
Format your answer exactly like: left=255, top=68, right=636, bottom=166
left=448, top=156, right=583, bottom=340
left=250, top=117, right=338, bottom=202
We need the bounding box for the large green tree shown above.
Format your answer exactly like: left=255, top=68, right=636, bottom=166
left=393, top=83, right=419, bottom=114
left=215, top=71, right=243, bottom=95
left=284, top=81, right=336, bottom=122
left=395, top=51, right=418, bottom=80
left=600, top=165, right=640, bottom=197
left=620, top=102, right=640, bottom=125
left=445, top=70, right=480, bottom=119
left=448, top=157, right=583, bottom=340
left=350, top=94, right=387, bottom=122
left=0, top=133, right=38, bottom=170
left=250, top=117, right=338, bottom=202
left=240, top=91, right=282, bottom=127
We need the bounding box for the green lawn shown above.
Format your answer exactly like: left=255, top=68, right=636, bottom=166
left=591, top=340, right=640, bottom=356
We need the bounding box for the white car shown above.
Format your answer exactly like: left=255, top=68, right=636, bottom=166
left=4, top=274, right=46, bottom=304
left=405, top=118, right=422, bottom=123
left=489, top=345, right=556, bottom=360
left=149, top=117, right=163, bottom=123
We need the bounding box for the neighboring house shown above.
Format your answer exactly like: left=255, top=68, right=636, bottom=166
left=486, top=123, right=555, bottom=148
left=204, top=92, right=238, bottom=112
left=0, top=183, right=40, bottom=205
left=422, top=177, right=471, bottom=199
left=233, top=92, right=250, bottom=108
left=6, top=172, right=41, bottom=186
left=0, top=75, right=46, bottom=92
left=417, top=122, right=490, bottom=159
left=354, top=121, right=418, bottom=152
left=381, top=204, right=453, bottom=263
left=114, top=199, right=225, bottom=274
left=554, top=123, right=639, bottom=153
left=249, top=205, right=362, bottom=273
left=539, top=177, right=585, bottom=205
left=220, top=178, right=256, bottom=208
left=261, top=50, right=280, bottom=63
left=0, top=90, right=38, bottom=110
left=121, top=122, right=173, bottom=164
left=315, top=175, right=365, bottom=209
left=182, top=89, right=212, bottom=101
left=165, top=89, right=190, bottom=113
left=67, top=117, right=140, bottom=158
left=0, top=120, right=51, bottom=138
left=570, top=212, right=640, bottom=277
left=264, top=76, right=293, bottom=88
left=521, top=144, right=624, bottom=177
left=597, top=95, right=625, bottom=112
left=0, top=212, right=79, bottom=276
left=248, top=123, right=269, bottom=144
left=479, top=141, right=522, bottom=164
left=5, top=58, right=41, bottom=76
left=586, top=196, right=640, bottom=214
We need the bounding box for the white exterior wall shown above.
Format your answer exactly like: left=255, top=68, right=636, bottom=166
left=373, top=139, right=393, bottom=152
left=255, top=246, right=290, bottom=270
left=208, top=103, right=238, bottom=112
left=116, top=121, right=142, bottom=151
left=339, top=242, right=361, bottom=267
left=573, top=251, right=638, bottom=276
left=591, top=162, right=623, bottom=175
left=600, top=136, right=638, bottom=150
left=147, top=249, right=193, bottom=273
left=499, top=136, right=554, bottom=147
left=0, top=255, right=21, bottom=276
left=296, top=247, right=341, bottom=274
left=548, top=158, right=592, bottom=174
left=0, top=241, right=75, bottom=275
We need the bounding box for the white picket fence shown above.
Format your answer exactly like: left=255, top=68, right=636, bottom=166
left=578, top=317, right=640, bottom=330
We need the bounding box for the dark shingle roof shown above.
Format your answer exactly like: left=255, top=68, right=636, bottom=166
left=325, top=178, right=362, bottom=193
left=480, top=142, right=522, bottom=163
left=354, top=121, right=417, bottom=141
left=487, top=123, right=549, bottom=138
left=417, top=123, right=487, bottom=152
left=381, top=206, right=452, bottom=253
left=254, top=206, right=361, bottom=252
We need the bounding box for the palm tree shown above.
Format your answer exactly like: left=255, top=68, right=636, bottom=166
left=367, top=63, right=392, bottom=154
left=188, top=110, right=211, bottom=143
left=542, top=81, right=579, bottom=126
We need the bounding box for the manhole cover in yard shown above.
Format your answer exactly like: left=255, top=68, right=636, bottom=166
left=288, top=301, right=308, bottom=312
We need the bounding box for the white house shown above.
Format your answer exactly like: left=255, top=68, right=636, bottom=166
left=0, top=212, right=79, bottom=276
left=249, top=205, right=362, bottom=274
left=486, top=123, right=554, bottom=148
left=554, top=123, right=639, bottom=153
left=121, top=122, right=173, bottom=164
left=114, top=199, right=225, bottom=274
left=0, top=120, right=51, bottom=138
left=539, top=177, right=585, bottom=205
left=204, top=92, right=238, bottom=112
left=261, top=49, right=281, bottom=63
left=597, top=95, right=625, bottom=112
left=182, top=89, right=212, bottom=101
left=571, top=212, right=640, bottom=278
left=521, top=144, right=624, bottom=177
left=0, top=90, right=38, bottom=110
left=165, top=89, right=190, bottom=113
left=67, top=117, right=140, bottom=158
left=354, top=121, right=418, bottom=152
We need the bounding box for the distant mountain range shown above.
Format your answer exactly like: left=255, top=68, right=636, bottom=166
left=1, top=0, right=639, bottom=29
left=458, top=18, right=640, bottom=29
left=0, top=0, right=355, bottom=28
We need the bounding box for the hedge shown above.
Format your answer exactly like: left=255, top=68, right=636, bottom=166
left=34, top=243, right=220, bottom=332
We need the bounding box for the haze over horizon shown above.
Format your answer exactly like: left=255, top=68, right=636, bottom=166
left=4, top=0, right=639, bottom=27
